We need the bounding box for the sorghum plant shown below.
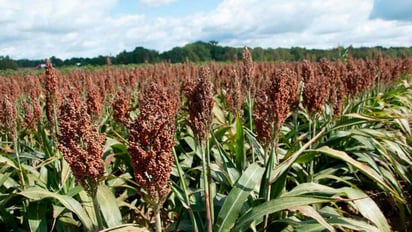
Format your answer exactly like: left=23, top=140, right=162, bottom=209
left=241, top=47, right=256, bottom=130
left=254, top=71, right=290, bottom=151
left=112, top=91, right=131, bottom=124
left=57, top=92, right=106, bottom=196
left=127, top=79, right=180, bottom=231
left=44, top=59, right=61, bottom=135
left=253, top=69, right=292, bottom=231
left=0, top=96, right=17, bottom=138
left=183, top=66, right=214, bottom=232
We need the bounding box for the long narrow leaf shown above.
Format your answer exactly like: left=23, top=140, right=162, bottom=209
left=19, top=187, right=94, bottom=231
left=27, top=201, right=48, bottom=232
left=285, top=183, right=390, bottom=231
left=315, top=146, right=402, bottom=202
left=214, top=163, right=264, bottom=232
left=341, top=187, right=390, bottom=232
left=96, top=184, right=123, bottom=227
left=232, top=196, right=331, bottom=232
left=289, top=205, right=335, bottom=232
left=269, top=127, right=326, bottom=184
left=234, top=115, right=246, bottom=171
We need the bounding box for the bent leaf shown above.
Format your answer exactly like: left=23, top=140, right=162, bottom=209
left=19, top=186, right=94, bottom=231
left=214, top=163, right=264, bottom=232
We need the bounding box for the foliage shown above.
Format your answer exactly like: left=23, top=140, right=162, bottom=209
left=0, top=53, right=411, bottom=231
left=4, top=41, right=412, bottom=69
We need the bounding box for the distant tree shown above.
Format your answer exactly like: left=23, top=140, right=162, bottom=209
left=50, top=56, right=64, bottom=67
left=131, top=47, right=159, bottom=63
left=290, top=47, right=306, bottom=61
left=0, top=56, right=18, bottom=70
left=16, top=59, right=42, bottom=68
left=161, top=47, right=195, bottom=63
left=209, top=40, right=218, bottom=46
left=187, top=41, right=212, bottom=62
left=252, top=47, right=265, bottom=61
left=63, top=57, right=84, bottom=66
left=114, top=47, right=159, bottom=64
left=91, top=55, right=108, bottom=65
left=7, top=41, right=412, bottom=68
left=115, top=50, right=131, bottom=64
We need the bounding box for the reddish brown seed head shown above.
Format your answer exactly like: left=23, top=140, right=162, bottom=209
left=57, top=93, right=106, bottom=195
left=183, top=66, right=214, bottom=143
left=127, top=80, right=180, bottom=206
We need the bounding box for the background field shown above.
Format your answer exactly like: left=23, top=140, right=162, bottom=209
left=0, top=49, right=411, bottom=231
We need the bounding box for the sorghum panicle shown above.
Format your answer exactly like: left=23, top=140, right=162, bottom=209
left=302, top=74, right=329, bottom=114
left=57, top=93, right=106, bottom=195
left=0, top=96, right=17, bottom=137
left=242, top=46, right=255, bottom=94
left=22, top=99, right=36, bottom=130
left=219, top=66, right=244, bottom=114
left=127, top=80, right=180, bottom=206
left=86, top=87, right=103, bottom=119
left=254, top=71, right=290, bottom=147
left=183, top=67, right=214, bottom=143
left=112, top=92, right=131, bottom=124
left=283, top=68, right=301, bottom=111
left=45, top=59, right=61, bottom=133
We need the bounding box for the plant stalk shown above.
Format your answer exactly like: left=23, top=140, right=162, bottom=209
left=206, top=140, right=214, bottom=224
left=13, top=131, right=26, bottom=190
left=263, top=138, right=276, bottom=232
left=173, top=149, right=198, bottom=232
left=155, top=210, right=162, bottom=232
left=200, top=142, right=213, bottom=232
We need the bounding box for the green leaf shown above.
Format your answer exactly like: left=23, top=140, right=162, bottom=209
left=234, top=115, right=246, bottom=171
left=19, top=186, right=94, bottom=231
left=318, top=206, right=381, bottom=232
left=96, top=184, right=122, bottom=227
left=213, top=135, right=240, bottom=186
left=340, top=187, right=390, bottom=232
left=0, top=172, right=19, bottom=189
left=289, top=205, right=335, bottom=232
left=269, top=127, right=326, bottom=184
left=315, top=146, right=402, bottom=202
left=214, top=163, right=264, bottom=232
left=78, top=190, right=98, bottom=226
left=100, top=224, right=149, bottom=232
left=0, top=155, right=17, bottom=169
left=244, top=127, right=264, bottom=160
left=27, top=201, right=48, bottom=232
left=61, top=157, right=72, bottom=189
left=232, top=196, right=331, bottom=232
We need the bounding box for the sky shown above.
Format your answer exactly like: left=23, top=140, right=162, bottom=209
left=1, top=0, right=412, bottom=60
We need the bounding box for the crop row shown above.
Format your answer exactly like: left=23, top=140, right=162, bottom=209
left=0, top=48, right=411, bottom=231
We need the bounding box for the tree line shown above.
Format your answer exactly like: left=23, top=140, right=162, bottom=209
left=1, top=41, right=412, bottom=70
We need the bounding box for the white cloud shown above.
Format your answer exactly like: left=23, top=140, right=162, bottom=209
left=0, top=0, right=411, bottom=60
left=138, top=0, right=176, bottom=8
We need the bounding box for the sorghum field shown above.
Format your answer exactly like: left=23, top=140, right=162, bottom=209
left=1, top=48, right=412, bottom=232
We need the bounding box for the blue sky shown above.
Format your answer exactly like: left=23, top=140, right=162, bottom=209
left=114, top=0, right=221, bottom=17
left=1, top=0, right=412, bottom=59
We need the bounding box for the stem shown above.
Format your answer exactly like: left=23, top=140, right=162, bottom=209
left=247, top=92, right=254, bottom=131
left=269, top=126, right=326, bottom=184
left=205, top=140, right=214, bottom=224
left=263, top=139, right=276, bottom=232
left=309, top=116, right=317, bottom=182
left=155, top=210, right=162, bottom=232
left=173, top=149, right=198, bottom=232
left=13, top=132, right=26, bottom=190
left=293, top=111, right=299, bottom=144
left=200, top=142, right=213, bottom=232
